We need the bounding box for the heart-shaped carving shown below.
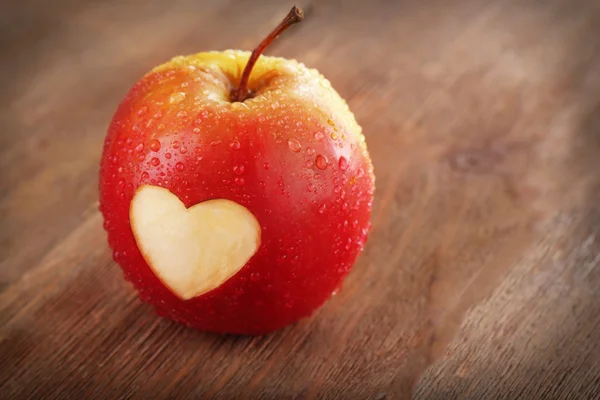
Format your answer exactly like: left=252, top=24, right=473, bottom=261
left=130, top=185, right=261, bottom=300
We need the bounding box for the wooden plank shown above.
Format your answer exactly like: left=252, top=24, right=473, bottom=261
left=1, top=0, right=600, bottom=398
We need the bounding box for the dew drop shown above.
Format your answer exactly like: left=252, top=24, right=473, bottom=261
left=234, top=177, right=245, bottom=186
left=331, top=132, right=339, bottom=140
left=151, top=157, right=160, bottom=166
left=210, top=140, right=222, bottom=147
left=250, top=272, right=260, bottom=282
left=356, top=168, right=365, bottom=177
left=149, top=140, right=161, bottom=152
left=137, top=106, right=148, bottom=117
left=263, top=162, right=270, bottom=170
left=319, top=204, right=327, bottom=214
left=338, top=156, right=348, bottom=171
left=175, top=162, right=185, bottom=172
left=315, top=154, right=329, bottom=170
left=169, top=92, right=186, bottom=104
left=314, top=132, right=324, bottom=141
left=306, top=147, right=315, bottom=156
left=165, top=153, right=172, bottom=159
left=334, top=185, right=341, bottom=193
left=233, top=165, right=245, bottom=175
left=287, top=138, right=301, bottom=152
left=172, top=140, right=180, bottom=149
left=229, top=140, right=241, bottom=150
left=308, top=183, right=315, bottom=192
left=134, top=143, right=144, bottom=153
left=141, top=171, right=149, bottom=180
left=118, top=179, right=125, bottom=188
left=180, top=146, right=187, bottom=154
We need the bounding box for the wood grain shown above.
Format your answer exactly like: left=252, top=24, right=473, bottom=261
left=1, top=0, right=600, bottom=399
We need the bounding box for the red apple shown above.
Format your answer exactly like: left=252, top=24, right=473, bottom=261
left=99, top=7, right=375, bottom=334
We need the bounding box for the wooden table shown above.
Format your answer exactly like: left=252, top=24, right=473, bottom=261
left=2, top=0, right=600, bottom=398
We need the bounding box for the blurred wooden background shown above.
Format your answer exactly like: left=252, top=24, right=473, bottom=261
left=2, top=0, right=600, bottom=399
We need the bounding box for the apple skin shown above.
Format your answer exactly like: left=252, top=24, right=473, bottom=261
left=99, top=50, right=375, bottom=334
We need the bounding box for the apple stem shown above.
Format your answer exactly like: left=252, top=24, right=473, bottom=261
left=232, top=6, right=304, bottom=103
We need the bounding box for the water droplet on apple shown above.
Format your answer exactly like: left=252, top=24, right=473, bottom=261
left=141, top=171, right=149, bottom=180
left=180, top=146, right=187, bottom=154
left=151, top=157, right=160, bottom=166
left=319, top=204, right=327, bottom=214
left=250, top=272, right=260, bottom=282
left=165, top=153, right=172, bottom=159
left=175, top=162, right=185, bottom=172
left=264, top=162, right=270, bottom=170
left=342, top=201, right=349, bottom=210
left=314, top=132, right=324, bottom=141
left=331, top=132, right=339, bottom=140
left=172, top=141, right=180, bottom=149
left=136, top=106, right=148, bottom=117
left=118, top=179, right=125, bottom=188
left=149, top=140, right=161, bottom=152
left=234, top=177, right=245, bottom=186
left=133, top=143, right=144, bottom=153
left=315, top=154, right=329, bottom=170
left=169, top=92, right=186, bottom=104
left=233, top=165, right=245, bottom=175
left=334, top=185, right=341, bottom=193
left=210, top=140, right=222, bottom=147
left=229, top=140, right=241, bottom=150
left=307, top=183, right=315, bottom=192
left=356, top=168, right=365, bottom=177
left=287, top=138, right=301, bottom=152
left=306, top=147, right=315, bottom=156
left=327, top=118, right=335, bottom=127
left=338, top=156, right=348, bottom=171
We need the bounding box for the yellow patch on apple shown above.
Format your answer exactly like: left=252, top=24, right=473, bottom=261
left=129, top=185, right=261, bottom=300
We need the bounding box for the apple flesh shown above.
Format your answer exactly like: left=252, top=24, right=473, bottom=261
left=99, top=49, right=375, bottom=334
left=130, top=184, right=261, bottom=301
